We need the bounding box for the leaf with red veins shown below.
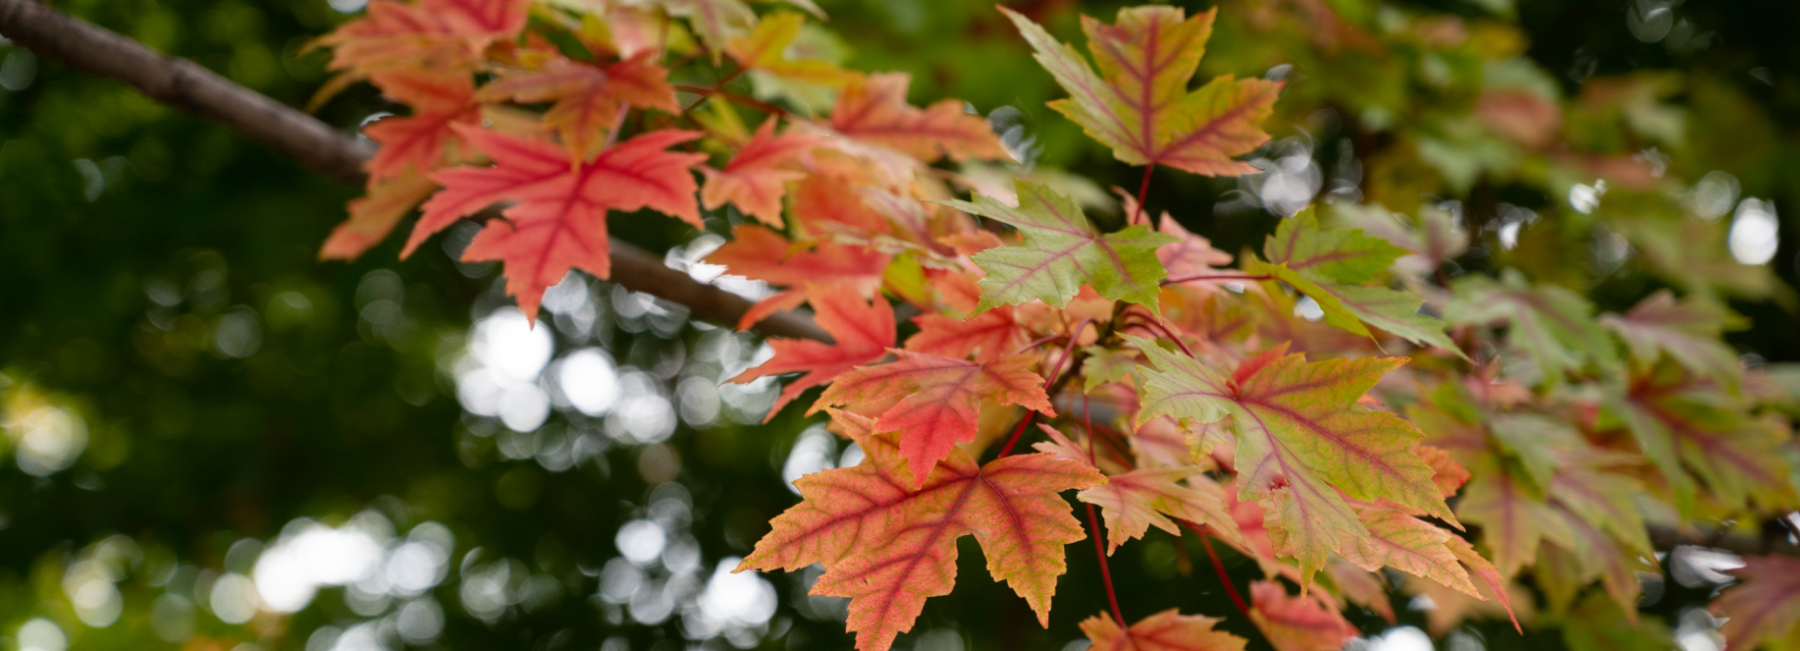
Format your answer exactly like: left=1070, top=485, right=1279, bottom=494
left=1249, top=580, right=1359, bottom=651
left=700, top=118, right=822, bottom=227
left=410, top=127, right=705, bottom=321
left=1713, top=556, right=1800, bottom=651
left=1444, top=535, right=1521, bottom=632
left=729, top=286, right=896, bottom=420
left=790, top=174, right=892, bottom=237
left=1546, top=506, right=1643, bottom=621
left=903, top=307, right=1031, bottom=363
left=1337, top=504, right=1482, bottom=601
left=1600, top=290, right=1743, bottom=388
left=322, top=168, right=439, bottom=260
left=1130, top=336, right=1458, bottom=579
left=1455, top=466, right=1574, bottom=579
left=1002, top=6, right=1280, bottom=177
left=816, top=351, right=1053, bottom=486
left=1081, top=609, right=1248, bottom=651
left=1607, top=362, right=1798, bottom=514
left=738, top=409, right=917, bottom=571
left=1077, top=466, right=1238, bottom=554
left=785, top=441, right=1103, bottom=651
left=362, top=71, right=479, bottom=181
left=707, top=225, right=890, bottom=290
left=828, top=72, right=1009, bottom=163
left=476, top=53, right=680, bottom=158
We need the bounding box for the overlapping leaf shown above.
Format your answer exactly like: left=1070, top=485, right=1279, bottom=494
left=699, top=118, right=822, bottom=226
left=1444, top=269, right=1615, bottom=382
left=1002, top=5, right=1281, bottom=176
left=475, top=52, right=680, bottom=158
left=1248, top=580, right=1359, bottom=651
left=741, top=410, right=1103, bottom=651
left=945, top=180, right=1177, bottom=315
left=816, top=351, right=1052, bottom=485
left=1076, top=465, right=1237, bottom=554
left=828, top=72, right=1008, bottom=162
left=729, top=285, right=895, bottom=419
left=1600, top=290, right=1743, bottom=387
left=1713, top=555, right=1800, bottom=651
left=1081, top=610, right=1247, bottom=651
left=1131, top=336, right=1457, bottom=578
left=408, top=126, right=706, bottom=321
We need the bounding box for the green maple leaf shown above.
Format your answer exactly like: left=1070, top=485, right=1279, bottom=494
left=1127, top=335, right=1457, bottom=580
left=1001, top=5, right=1281, bottom=177
left=945, top=180, right=1177, bottom=315
left=1443, top=269, right=1615, bottom=383
left=1232, top=210, right=1461, bottom=355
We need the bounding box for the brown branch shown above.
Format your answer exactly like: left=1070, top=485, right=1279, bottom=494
left=0, top=0, right=828, bottom=343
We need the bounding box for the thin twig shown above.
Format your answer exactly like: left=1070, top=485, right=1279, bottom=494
left=1181, top=520, right=1251, bottom=617
left=674, top=84, right=790, bottom=118
left=1161, top=273, right=1272, bottom=286
left=1133, top=163, right=1155, bottom=226
left=1083, top=393, right=1126, bottom=626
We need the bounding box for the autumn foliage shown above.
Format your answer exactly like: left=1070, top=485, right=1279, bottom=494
left=309, top=1, right=1800, bottom=650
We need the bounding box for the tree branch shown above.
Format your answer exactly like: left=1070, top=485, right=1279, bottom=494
left=0, top=0, right=829, bottom=343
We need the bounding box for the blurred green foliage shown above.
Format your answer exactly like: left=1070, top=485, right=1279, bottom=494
left=1, top=0, right=1797, bottom=650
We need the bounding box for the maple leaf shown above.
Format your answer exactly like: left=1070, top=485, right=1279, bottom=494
left=1443, top=269, right=1615, bottom=383
left=475, top=52, right=680, bottom=158
left=1002, top=6, right=1281, bottom=176
left=705, top=225, right=890, bottom=329
left=945, top=180, right=1177, bottom=315
left=1248, top=580, right=1359, bottom=651
left=729, top=285, right=895, bottom=420
left=1329, top=203, right=1469, bottom=280
left=662, top=0, right=758, bottom=58
left=1600, top=289, right=1743, bottom=388
left=1262, top=210, right=1407, bottom=284
left=317, top=0, right=530, bottom=78
left=1540, top=506, right=1646, bottom=620
left=1156, top=214, right=1236, bottom=287
left=1713, top=555, right=1800, bottom=651
left=1324, top=559, right=1396, bottom=624
left=407, top=126, right=706, bottom=321
left=742, top=410, right=1104, bottom=651
left=1241, top=212, right=1460, bottom=353
left=1080, top=609, right=1247, bottom=651
left=1455, top=466, right=1574, bottom=578
left=1604, top=362, right=1797, bottom=514
left=362, top=70, right=480, bottom=181
left=815, top=351, right=1053, bottom=485
left=1076, top=466, right=1237, bottom=554
left=902, top=306, right=1031, bottom=364
left=1336, top=504, right=1481, bottom=600
left=829, top=72, right=1008, bottom=162
left=1130, top=337, right=1457, bottom=578
left=725, top=11, right=861, bottom=88
left=699, top=118, right=822, bottom=227
left=321, top=168, right=440, bottom=260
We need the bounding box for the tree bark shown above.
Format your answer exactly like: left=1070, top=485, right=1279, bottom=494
left=0, top=0, right=828, bottom=342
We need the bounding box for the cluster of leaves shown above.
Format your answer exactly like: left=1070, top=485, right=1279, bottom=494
left=308, top=1, right=1800, bottom=650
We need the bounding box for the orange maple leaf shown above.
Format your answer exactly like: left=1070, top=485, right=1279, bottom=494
left=705, top=225, right=890, bottom=329
left=1076, top=465, right=1240, bottom=555
left=1248, top=581, right=1359, bottom=651
left=1081, top=609, right=1247, bottom=651
left=828, top=72, right=1008, bottom=163
left=699, top=118, right=822, bottom=227
left=407, top=126, right=705, bottom=321
left=475, top=52, right=680, bottom=158
left=363, top=70, right=480, bottom=181
left=740, top=410, right=1103, bottom=651
left=901, top=306, right=1031, bottom=363
left=729, top=286, right=896, bottom=420
left=321, top=168, right=439, bottom=260
left=816, top=351, right=1053, bottom=486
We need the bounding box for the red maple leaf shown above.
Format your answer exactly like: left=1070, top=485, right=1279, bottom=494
left=902, top=306, right=1031, bottom=363
left=828, top=72, right=1009, bottom=162
left=729, top=286, right=896, bottom=419
left=363, top=70, right=480, bottom=181
left=741, top=410, right=1103, bottom=651
left=700, top=118, right=823, bottom=227
left=407, top=125, right=706, bottom=321
left=816, top=351, right=1053, bottom=485
left=476, top=51, right=680, bottom=158
left=318, top=0, right=531, bottom=78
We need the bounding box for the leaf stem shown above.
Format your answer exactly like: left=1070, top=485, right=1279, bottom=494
left=1084, top=393, right=1126, bottom=626
left=600, top=100, right=632, bottom=150
left=1160, top=273, right=1271, bottom=286
left=1118, top=314, right=1195, bottom=359
left=996, top=317, right=1094, bottom=458
left=675, top=84, right=790, bottom=118
left=1134, top=163, right=1155, bottom=226
left=1181, top=520, right=1251, bottom=617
